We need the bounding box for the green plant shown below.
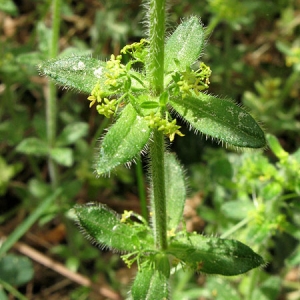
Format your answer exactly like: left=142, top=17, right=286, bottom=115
left=38, top=0, right=267, bottom=298
left=187, top=133, right=300, bottom=300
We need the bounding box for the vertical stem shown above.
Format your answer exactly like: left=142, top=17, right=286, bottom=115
left=149, top=131, right=168, bottom=250
left=148, top=0, right=166, bottom=95
left=147, top=0, right=167, bottom=250
left=49, top=0, right=61, bottom=60
left=46, top=0, right=61, bottom=187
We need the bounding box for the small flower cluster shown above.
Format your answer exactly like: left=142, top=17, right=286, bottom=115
left=120, top=210, right=133, bottom=223
left=87, top=81, right=104, bottom=107
left=105, top=54, right=126, bottom=88
left=87, top=40, right=211, bottom=141
left=121, top=39, right=149, bottom=62
left=144, top=112, right=184, bottom=142
left=87, top=54, right=128, bottom=117
left=177, top=62, right=211, bottom=97
left=87, top=81, right=117, bottom=118
left=96, top=98, right=117, bottom=118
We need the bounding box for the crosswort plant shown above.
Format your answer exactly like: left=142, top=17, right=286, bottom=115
left=39, top=0, right=266, bottom=298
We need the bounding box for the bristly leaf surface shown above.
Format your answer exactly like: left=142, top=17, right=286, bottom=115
left=170, top=94, right=266, bottom=148
left=95, top=104, right=151, bottom=175
left=165, top=16, right=205, bottom=73
left=168, top=234, right=265, bottom=276
left=74, top=203, right=154, bottom=252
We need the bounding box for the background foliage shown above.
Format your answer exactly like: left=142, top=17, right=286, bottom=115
left=0, top=0, right=299, bottom=299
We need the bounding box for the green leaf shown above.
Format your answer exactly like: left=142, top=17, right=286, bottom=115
left=155, top=253, right=171, bottom=278
left=140, top=101, right=160, bottom=109
left=50, top=147, right=73, bottom=167
left=130, top=268, right=169, bottom=300
left=165, top=153, right=186, bottom=230
left=17, top=52, right=45, bottom=68
left=0, top=156, right=22, bottom=196
left=0, top=254, right=34, bottom=286
left=16, top=137, right=48, bottom=156
left=165, top=17, right=205, bottom=73
left=260, top=181, right=283, bottom=201
left=0, top=287, right=7, bottom=300
left=56, top=122, right=89, bottom=146
left=221, top=200, right=254, bottom=220
left=170, top=94, right=266, bottom=148
left=38, top=56, right=107, bottom=94
left=73, top=203, right=154, bottom=252
left=205, top=277, right=242, bottom=300
left=95, top=104, right=151, bottom=175
left=251, top=276, right=281, bottom=300
left=28, top=179, right=52, bottom=199
left=0, top=0, right=18, bottom=16
left=168, top=234, right=264, bottom=275
left=37, top=22, right=52, bottom=55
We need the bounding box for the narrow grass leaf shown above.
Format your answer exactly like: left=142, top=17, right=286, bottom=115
left=0, top=189, right=62, bottom=256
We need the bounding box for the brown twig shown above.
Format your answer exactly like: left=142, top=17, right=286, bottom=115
left=13, top=240, right=122, bottom=300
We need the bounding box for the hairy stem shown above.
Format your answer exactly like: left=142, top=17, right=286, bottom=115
left=149, top=131, right=168, bottom=250
left=148, top=0, right=166, bottom=95
left=147, top=0, right=168, bottom=250
left=46, top=0, right=61, bottom=187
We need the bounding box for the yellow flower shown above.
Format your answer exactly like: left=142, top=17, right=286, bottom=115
left=87, top=95, right=96, bottom=107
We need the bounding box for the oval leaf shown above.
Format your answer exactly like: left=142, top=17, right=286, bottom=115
left=50, top=147, right=73, bottom=167
left=95, top=104, right=151, bottom=175
left=170, top=94, right=266, bottom=148
left=74, top=203, right=154, bottom=252
left=16, top=137, right=48, bottom=156
left=168, top=234, right=264, bottom=276
left=0, top=254, right=34, bottom=286
left=56, top=122, right=89, bottom=146
left=165, top=17, right=205, bottom=73
left=130, top=268, right=169, bottom=300
left=39, top=56, right=107, bottom=94
left=165, top=152, right=186, bottom=230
